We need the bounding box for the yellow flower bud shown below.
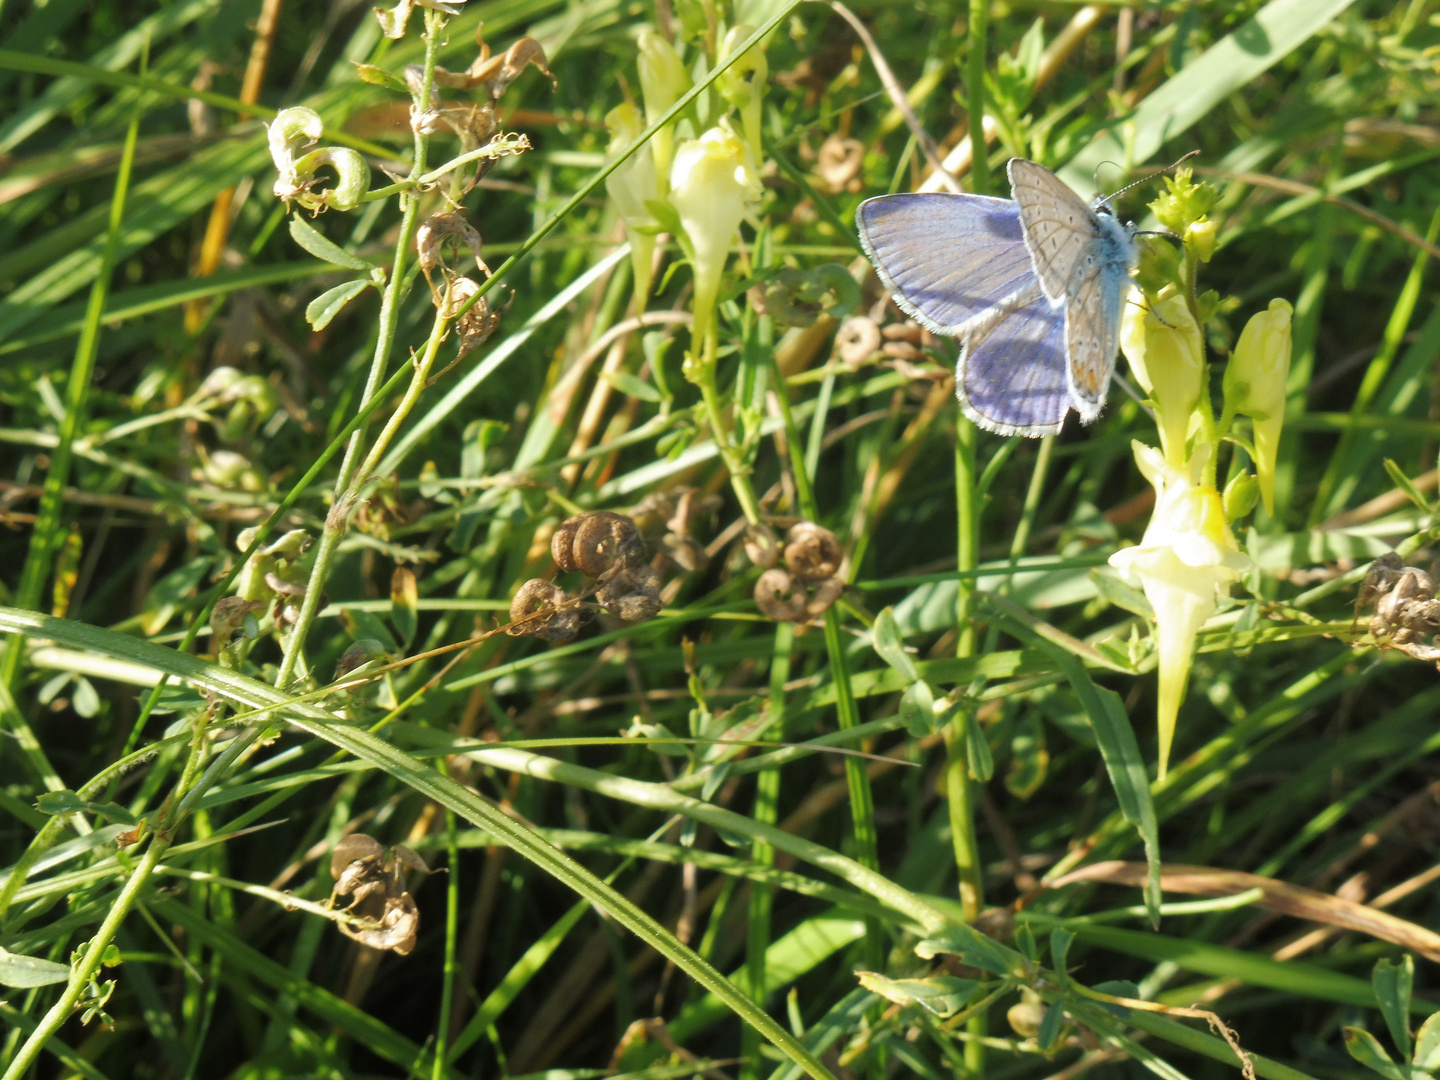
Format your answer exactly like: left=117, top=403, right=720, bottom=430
left=1120, top=291, right=1204, bottom=468
left=717, top=25, right=767, bottom=166
left=670, top=122, right=761, bottom=350
left=605, top=102, right=660, bottom=299
left=1185, top=216, right=1217, bottom=262
left=1110, top=442, right=1251, bottom=780
left=1223, top=298, right=1293, bottom=514
left=637, top=32, right=691, bottom=186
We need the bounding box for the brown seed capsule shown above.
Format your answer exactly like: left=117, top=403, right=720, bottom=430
left=754, top=568, right=808, bottom=622
left=837, top=316, right=881, bottom=365
left=508, top=579, right=586, bottom=641
left=804, top=576, right=845, bottom=616
left=596, top=564, right=664, bottom=622
left=550, top=516, right=584, bottom=573
left=784, top=522, right=842, bottom=582
left=744, top=522, right=780, bottom=569
left=568, top=511, right=645, bottom=576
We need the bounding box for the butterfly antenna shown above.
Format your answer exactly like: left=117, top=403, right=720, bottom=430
left=1093, top=160, right=1122, bottom=194
left=1101, top=150, right=1203, bottom=206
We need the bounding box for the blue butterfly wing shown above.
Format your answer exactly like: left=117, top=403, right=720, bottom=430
left=857, top=193, right=1040, bottom=335
left=957, top=287, right=1071, bottom=437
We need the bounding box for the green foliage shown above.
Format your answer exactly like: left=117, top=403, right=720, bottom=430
left=2, top=1, right=1439, bottom=1079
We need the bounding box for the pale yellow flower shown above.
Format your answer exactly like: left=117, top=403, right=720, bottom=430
left=1223, top=299, right=1294, bottom=514
left=637, top=32, right=690, bottom=187
left=1110, top=442, right=1252, bottom=779
left=1120, top=291, right=1204, bottom=469
left=604, top=102, right=659, bottom=299
left=669, top=122, right=761, bottom=349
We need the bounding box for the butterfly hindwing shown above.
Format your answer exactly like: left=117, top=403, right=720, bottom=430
left=856, top=193, right=1038, bottom=335
left=957, top=283, right=1071, bottom=437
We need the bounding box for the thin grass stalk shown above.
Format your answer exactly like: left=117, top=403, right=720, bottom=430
left=0, top=72, right=141, bottom=788
left=434, top=807, right=460, bottom=1079
left=764, top=348, right=880, bottom=956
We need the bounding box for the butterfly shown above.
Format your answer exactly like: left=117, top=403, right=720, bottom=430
left=856, top=158, right=1138, bottom=437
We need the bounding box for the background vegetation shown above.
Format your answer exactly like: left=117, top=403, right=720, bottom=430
left=2, top=0, right=1439, bottom=1078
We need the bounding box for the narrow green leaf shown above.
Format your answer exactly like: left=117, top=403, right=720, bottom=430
left=872, top=607, right=919, bottom=681
left=1050, top=928, right=1075, bottom=989
left=304, top=279, right=370, bottom=332
left=964, top=708, right=994, bottom=782
left=0, top=608, right=839, bottom=1080
left=897, top=680, right=935, bottom=737
left=0, top=946, right=71, bottom=988
left=1344, top=1027, right=1406, bottom=1080
left=288, top=216, right=376, bottom=272
left=854, top=972, right=977, bottom=1018
left=1088, top=685, right=1163, bottom=927
left=1373, top=957, right=1415, bottom=1061
left=1412, top=1012, right=1440, bottom=1069
left=1383, top=460, right=1434, bottom=514
left=352, top=61, right=409, bottom=94
left=1037, top=1001, right=1064, bottom=1052
left=602, top=370, right=664, bottom=402
left=914, top=924, right=1015, bottom=977
left=1059, top=0, right=1361, bottom=193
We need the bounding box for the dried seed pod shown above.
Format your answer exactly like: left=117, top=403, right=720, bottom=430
left=744, top=522, right=780, bottom=569
left=881, top=321, right=924, bottom=343
left=329, top=833, right=428, bottom=956
left=837, top=316, right=881, bottom=365
left=439, top=276, right=505, bottom=356
left=661, top=532, right=706, bottom=573
left=417, top=211, right=487, bottom=277
left=550, top=516, right=584, bottom=573
left=784, top=522, right=842, bottom=582
left=804, top=576, right=845, bottom=616
left=596, top=564, right=663, bottom=622
left=754, top=568, right=808, bottom=622
left=508, top=579, right=586, bottom=641
left=210, top=596, right=265, bottom=652
left=880, top=340, right=924, bottom=361
left=565, top=511, right=646, bottom=576
left=816, top=135, right=864, bottom=193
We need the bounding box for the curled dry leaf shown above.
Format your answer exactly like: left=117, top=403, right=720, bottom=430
left=508, top=579, right=588, bottom=641
left=424, top=35, right=554, bottom=101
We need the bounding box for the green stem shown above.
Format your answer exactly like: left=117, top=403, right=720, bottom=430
left=966, top=0, right=989, bottom=196
left=742, top=620, right=791, bottom=1080
left=275, top=14, right=444, bottom=689
left=693, top=329, right=763, bottom=525
left=434, top=807, right=459, bottom=1079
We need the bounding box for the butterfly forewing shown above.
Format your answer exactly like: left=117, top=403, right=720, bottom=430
left=857, top=193, right=1037, bottom=335
left=1007, top=158, right=1098, bottom=305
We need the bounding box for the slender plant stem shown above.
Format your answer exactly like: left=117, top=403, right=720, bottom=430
left=742, top=620, right=791, bottom=1080
left=275, top=12, right=445, bottom=689
left=966, top=0, right=989, bottom=197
